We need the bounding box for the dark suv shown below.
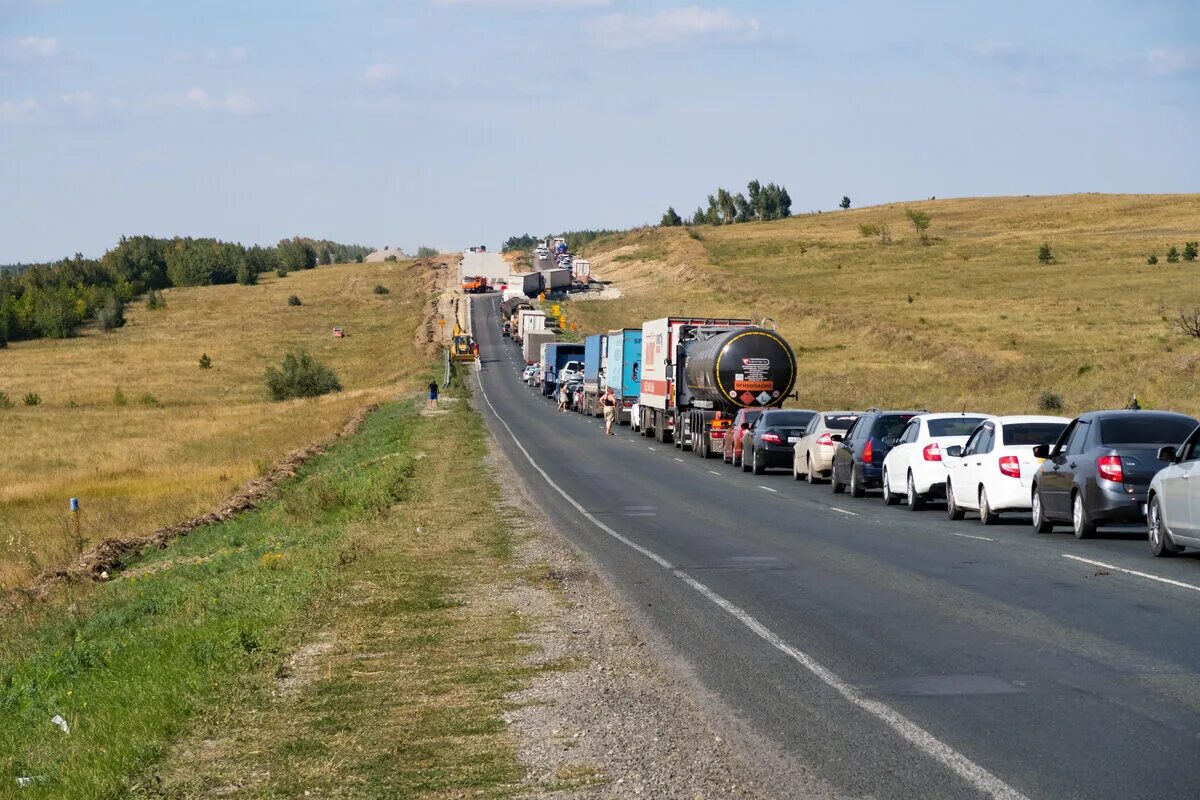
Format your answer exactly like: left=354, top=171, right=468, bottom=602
left=741, top=409, right=817, bottom=475
left=1031, top=410, right=1199, bottom=538
left=830, top=409, right=924, bottom=497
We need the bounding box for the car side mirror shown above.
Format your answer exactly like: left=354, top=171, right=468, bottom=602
left=830, top=434, right=844, bottom=443
left=740, top=422, right=750, bottom=430
left=1157, top=445, right=1177, bottom=462
left=1032, top=444, right=1050, bottom=459
left=944, top=445, right=962, bottom=458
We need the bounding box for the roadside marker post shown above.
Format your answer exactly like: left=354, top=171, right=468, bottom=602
left=69, top=497, right=82, bottom=553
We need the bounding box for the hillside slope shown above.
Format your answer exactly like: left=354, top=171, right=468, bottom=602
left=567, top=193, right=1200, bottom=417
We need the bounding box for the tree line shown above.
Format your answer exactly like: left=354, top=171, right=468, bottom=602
left=503, top=230, right=624, bottom=255
left=661, top=179, right=793, bottom=228
left=0, top=235, right=373, bottom=346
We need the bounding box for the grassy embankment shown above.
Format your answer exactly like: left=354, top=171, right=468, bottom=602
left=0, top=385, right=571, bottom=798
left=0, top=259, right=438, bottom=589
left=567, top=193, right=1200, bottom=416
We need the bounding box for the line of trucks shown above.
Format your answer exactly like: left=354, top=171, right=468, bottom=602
left=499, top=300, right=799, bottom=455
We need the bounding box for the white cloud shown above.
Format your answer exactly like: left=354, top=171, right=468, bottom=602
left=1147, top=48, right=1194, bottom=77
left=0, top=98, right=41, bottom=121
left=435, top=0, right=609, bottom=7
left=182, top=86, right=213, bottom=109
left=362, top=62, right=397, bottom=84
left=170, top=46, right=249, bottom=65
left=590, top=6, right=760, bottom=50
left=973, top=41, right=1014, bottom=58
left=10, top=35, right=59, bottom=57
left=60, top=90, right=97, bottom=109
left=224, top=91, right=257, bottom=114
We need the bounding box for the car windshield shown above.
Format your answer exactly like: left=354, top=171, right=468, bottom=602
left=764, top=411, right=815, bottom=427
left=927, top=417, right=987, bottom=437
left=1099, top=416, right=1197, bottom=446
left=824, top=414, right=858, bottom=430
left=1003, top=422, right=1067, bottom=446
left=872, top=415, right=914, bottom=439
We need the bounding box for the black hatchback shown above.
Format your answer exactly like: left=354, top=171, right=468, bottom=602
left=1031, top=409, right=1200, bottom=538
left=741, top=409, right=818, bottom=474
left=830, top=409, right=924, bottom=497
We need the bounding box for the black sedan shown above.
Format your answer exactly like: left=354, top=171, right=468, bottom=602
left=741, top=409, right=817, bottom=475
left=1031, top=409, right=1200, bottom=538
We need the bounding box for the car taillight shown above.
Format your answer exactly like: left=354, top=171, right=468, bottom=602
left=1097, top=455, right=1124, bottom=483
left=817, top=433, right=833, bottom=446
left=998, top=455, right=1021, bottom=479
left=762, top=433, right=782, bottom=444
left=922, top=443, right=941, bottom=462
left=863, top=439, right=874, bottom=463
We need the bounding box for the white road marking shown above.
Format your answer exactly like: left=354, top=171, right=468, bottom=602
left=647, top=446, right=656, bottom=451
left=473, top=350, right=1029, bottom=800
left=829, top=507, right=860, bottom=517
left=708, top=470, right=722, bottom=476
left=674, top=457, right=685, bottom=462
left=1061, top=554, right=1200, bottom=593
left=948, top=532, right=995, bottom=542
left=758, top=485, right=777, bottom=493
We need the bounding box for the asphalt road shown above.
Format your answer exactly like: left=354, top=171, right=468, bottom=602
left=470, top=294, right=1200, bottom=800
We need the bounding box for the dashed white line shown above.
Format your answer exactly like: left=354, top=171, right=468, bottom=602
left=674, top=457, right=685, bottom=463
left=948, top=532, right=995, bottom=542
left=829, top=507, right=860, bottom=517
left=758, top=485, right=777, bottom=493
left=1062, top=554, right=1200, bottom=593
left=708, top=470, right=722, bottom=476
left=473, top=346, right=1028, bottom=800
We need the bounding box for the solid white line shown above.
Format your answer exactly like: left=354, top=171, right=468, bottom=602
left=948, top=532, right=995, bottom=542
left=758, top=485, right=777, bottom=493
left=472, top=305, right=1028, bottom=800
left=829, top=507, right=860, bottom=516
left=1061, top=554, right=1200, bottom=593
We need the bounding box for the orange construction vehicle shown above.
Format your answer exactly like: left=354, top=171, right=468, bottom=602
left=461, top=276, right=487, bottom=294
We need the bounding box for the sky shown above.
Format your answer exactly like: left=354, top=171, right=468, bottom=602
left=1, top=0, right=1197, bottom=263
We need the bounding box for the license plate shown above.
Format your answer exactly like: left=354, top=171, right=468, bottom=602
left=788, top=436, right=800, bottom=443
left=712, top=439, right=724, bottom=453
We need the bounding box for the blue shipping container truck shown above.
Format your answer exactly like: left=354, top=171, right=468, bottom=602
left=541, top=343, right=585, bottom=397
left=604, top=328, right=642, bottom=425
left=581, top=334, right=607, bottom=416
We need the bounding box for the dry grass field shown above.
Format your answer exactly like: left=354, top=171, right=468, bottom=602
left=0, top=259, right=440, bottom=589
left=567, top=193, right=1200, bottom=419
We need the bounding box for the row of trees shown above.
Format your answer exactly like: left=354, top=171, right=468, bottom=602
left=661, top=180, right=793, bottom=228
left=502, top=230, right=624, bottom=255
left=0, top=235, right=372, bottom=345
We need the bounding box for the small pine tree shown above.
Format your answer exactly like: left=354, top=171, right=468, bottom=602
left=1184, top=241, right=1198, bottom=262
left=276, top=267, right=287, bottom=278
left=1148, top=254, right=1159, bottom=265
left=839, top=196, right=851, bottom=210
left=905, top=208, right=932, bottom=243
left=22, top=392, right=41, bottom=407
left=198, top=353, right=213, bottom=369
left=1038, top=243, right=1054, bottom=264
left=287, top=295, right=302, bottom=306
left=265, top=351, right=342, bottom=401
left=1166, top=245, right=1180, bottom=263
left=660, top=207, right=683, bottom=227
left=372, top=284, right=389, bottom=295
left=145, top=290, right=166, bottom=310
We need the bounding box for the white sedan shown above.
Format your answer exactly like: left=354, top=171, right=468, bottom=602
left=943, top=415, right=1070, bottom=524
left=1147, top=423, right=1200, bottom=556
left=881, top=413, right=988, bottom=510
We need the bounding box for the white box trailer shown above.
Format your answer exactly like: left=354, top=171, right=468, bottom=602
left=523, top=330, right=555, bottom=364
left=501, top=287, right=528, bottom=303
left=571, top=258, right=591, bottom=282
left=543, top=268, right=571, bottom=290
left=508, top=272, right=542, bottom=296
left=516, top=309, right=546, bottom=341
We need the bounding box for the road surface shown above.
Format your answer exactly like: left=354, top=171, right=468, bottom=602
left=470, top=294, right=1200, bottom=800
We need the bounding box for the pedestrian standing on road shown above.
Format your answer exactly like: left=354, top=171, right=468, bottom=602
left=428, top=381, right=439, bottom=409
left=601, top=387, right=618, bottom=436
left=558, top=382, right=569, bottom=412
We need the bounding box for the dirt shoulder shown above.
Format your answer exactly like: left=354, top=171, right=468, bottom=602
left=481, top=416, right=838, bottom=798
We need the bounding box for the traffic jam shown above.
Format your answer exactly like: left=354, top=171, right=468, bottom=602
left=500, top=299, right=1200, bottom=560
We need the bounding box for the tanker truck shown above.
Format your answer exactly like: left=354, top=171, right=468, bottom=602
left=637, top=317, right=797, bottom=457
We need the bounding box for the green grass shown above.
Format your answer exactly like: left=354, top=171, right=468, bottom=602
left=0, top=374, right=546, bottom=798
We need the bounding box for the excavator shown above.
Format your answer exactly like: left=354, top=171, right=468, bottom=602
left=450, top=333, right=478, bottom=363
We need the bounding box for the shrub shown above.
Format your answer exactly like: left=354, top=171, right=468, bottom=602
left=145, top=290, right=166, bottom=310
left=416, top=246, right=438, bottom=258
left=686, top=228, right=704, bottom=241
left=1185, top=242, right=1198, bottom=262
left=858, top=222, right=892, bottom=244
left=287, top=295, right=302, bottom=307
left=265, top=351, right=342, bottom=401
left=276, top=268, right=288, bottom=278
left=236, top=261, right=258, bottom=285
left=1038, top=243, right=1054, bottom=264
left=94, top=290, right=125, bottom=331
left=905, top=209, right=932, bottom=243
left=1166, top=245, right=1180, bottom=263
left=1177, top=309, right=1200, bottom=339
left=139, top=393, right=159, bottom=406
left=373, top=284, right=390, bottom=295
left=840, top=196, right=851, bottom=210
left=0, top=392, right=12, bottom=409
left=383, top=255, right=398, bottom=262
left=198, top=353, right=213, bottom=369
left=113, top=387, right=127, bottom=406
left=22, top=392, right=41, bottom=407
left=1148, top=254, right=1159, bottom=265
left=1037, top=390, right=1063, bottom=413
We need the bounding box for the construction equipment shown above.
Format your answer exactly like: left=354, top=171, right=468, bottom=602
left=451, top=334, right=478, bottom=363
left=461, top=276, right=487, bottom=294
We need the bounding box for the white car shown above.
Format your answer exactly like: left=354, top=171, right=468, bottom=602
left=522, top=365, right=538, bottom=384
left=559, top=360, right=584, bottom=384
left=1146, top=422, right=1200, bottom=556
left=881, top=413, right=988, bottom=510
left=943, top=415, right=1070, bottom=524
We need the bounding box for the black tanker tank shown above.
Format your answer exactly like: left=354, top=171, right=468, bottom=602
left=682, top=327, right=797, bottom=409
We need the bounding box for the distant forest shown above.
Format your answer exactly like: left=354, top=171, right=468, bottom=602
left=0, top=236, right=373, bottom=346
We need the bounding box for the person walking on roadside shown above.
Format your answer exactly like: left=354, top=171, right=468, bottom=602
left=601, top=386, right=618, bottom=436
left=427, top=381, right=439, bottom=409
left=558, top=381, right=569, bottom=412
